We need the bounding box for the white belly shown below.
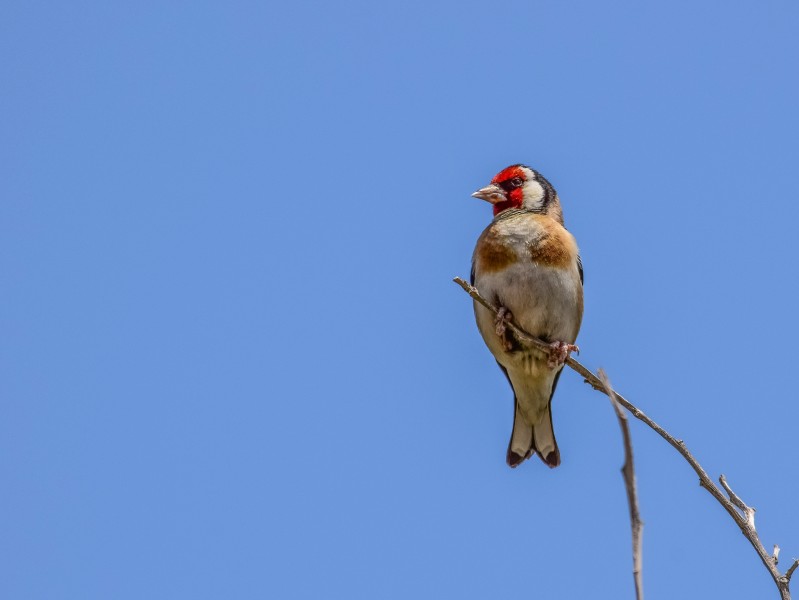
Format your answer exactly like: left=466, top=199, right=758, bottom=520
left=474, top=261, right=581, bottom=356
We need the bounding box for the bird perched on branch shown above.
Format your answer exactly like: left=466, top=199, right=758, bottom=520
left=469, top=164, right=583, bottom=468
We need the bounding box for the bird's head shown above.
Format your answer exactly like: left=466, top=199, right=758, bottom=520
left=472, top=164, right=562, bottom=222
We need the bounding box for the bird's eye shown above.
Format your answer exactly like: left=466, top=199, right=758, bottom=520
left=499, top=177, right=524, bottom=192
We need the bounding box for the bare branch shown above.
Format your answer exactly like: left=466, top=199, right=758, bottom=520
left=599, top=369, right=644, bottom=600
left=787, top=560, right=799, bottom=583
left=454, top=276, right=794, bottom=599
left=720, top=474, right=756, bottom=530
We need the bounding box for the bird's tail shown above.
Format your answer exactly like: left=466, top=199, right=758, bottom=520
left=506, top=399, right=560, bottom=469
left=532, top=404, right=560, bottom=468
left=506, top=399, right=534, bottom=467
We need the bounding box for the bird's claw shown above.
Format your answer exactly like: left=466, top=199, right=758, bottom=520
left=494, top=307, right=511, bottom=336
left=494, top=307, right=515, bottom=351
left=547, top=341, right=579, bottom=368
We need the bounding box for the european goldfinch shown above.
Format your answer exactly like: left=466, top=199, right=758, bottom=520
left=470, top=164, right=583, bottom=468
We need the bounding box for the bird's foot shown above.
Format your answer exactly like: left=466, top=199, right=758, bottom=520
left=494, top=307, right=515, bottom=351
left=547, top=341, right=579, bottom=368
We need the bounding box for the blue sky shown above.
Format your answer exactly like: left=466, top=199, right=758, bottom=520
left=3, top=1, right=798, bottom=598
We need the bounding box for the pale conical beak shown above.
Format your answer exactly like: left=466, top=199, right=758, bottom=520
left=471, top=184, right=506, bottom=204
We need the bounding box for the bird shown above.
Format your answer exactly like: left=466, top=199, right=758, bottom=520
left=469, top=164, right=583, bottom=468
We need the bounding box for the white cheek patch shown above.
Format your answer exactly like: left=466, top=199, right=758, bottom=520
left=521, top=180, right=545, bottom=211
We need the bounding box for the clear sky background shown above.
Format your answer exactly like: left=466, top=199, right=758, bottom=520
left=3, top=1, right=798, bottom=598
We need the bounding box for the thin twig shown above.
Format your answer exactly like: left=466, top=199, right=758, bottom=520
left=720, top=474, right=756, bottom=530
left=599, top=369, right=644, bottom=600
left=454, top=276, right=793, bottom=599
left=787, top=560, right=799, bottom=583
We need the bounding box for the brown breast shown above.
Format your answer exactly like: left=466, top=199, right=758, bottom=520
left=473, top=227, right=516, bottom=274
left=474, top=214, right=578, bottom=274
left=527, top=215, right=576, bottom=269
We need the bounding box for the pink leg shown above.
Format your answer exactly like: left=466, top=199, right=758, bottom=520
left=547, top=341, right=579, bottom=368
left=494, top=307, right=515, bottom=351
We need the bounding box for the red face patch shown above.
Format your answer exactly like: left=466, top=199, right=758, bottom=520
left=490, top=165, right=526, bottom=216
left=491, top=165, right=526, bottom=185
